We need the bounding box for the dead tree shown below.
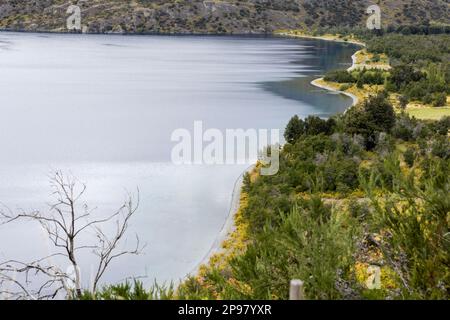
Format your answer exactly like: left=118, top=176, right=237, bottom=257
left=0, top=171, right=143, bottom=300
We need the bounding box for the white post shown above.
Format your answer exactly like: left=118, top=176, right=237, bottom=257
left=289, top=279, right=305, bottom=300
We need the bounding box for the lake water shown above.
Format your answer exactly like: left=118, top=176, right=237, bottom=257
left=0, top=33, right=358, bottom=291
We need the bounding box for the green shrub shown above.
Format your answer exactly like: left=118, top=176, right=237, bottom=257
left=324, top=70, right=356, bottom=83
left=403, top=147, right=416, bottom=167
left=433, top=92, right=447, bottom=107
left=344, top=94, right=396, bottom=149
left=363, top=157, right=450, bottom=299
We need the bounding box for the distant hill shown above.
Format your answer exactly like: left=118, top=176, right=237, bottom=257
left=0, top=0, right=448, bottom=34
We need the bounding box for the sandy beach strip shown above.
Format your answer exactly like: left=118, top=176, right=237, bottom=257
left=187, top=165, right=254, bottom=278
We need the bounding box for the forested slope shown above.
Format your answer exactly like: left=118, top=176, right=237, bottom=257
left=0, top=0, right=448, bottom=34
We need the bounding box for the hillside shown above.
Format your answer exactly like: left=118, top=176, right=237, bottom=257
left=78, top=33, right=450, bottom=300
left=0, top=0, right=449, bottom=34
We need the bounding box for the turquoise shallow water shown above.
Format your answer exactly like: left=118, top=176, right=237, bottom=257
left=0, top=33, right=358, bottom=290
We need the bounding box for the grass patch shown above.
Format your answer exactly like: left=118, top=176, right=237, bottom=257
left=406, top=106, right=450, bottom=120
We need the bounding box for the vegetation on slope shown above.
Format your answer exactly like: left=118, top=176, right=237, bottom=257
left=86, top=93, right=450, bottom=300
left=173, top=95, right=449, bottom=300
left=0, top=0, right=448, bottom=34
left=318, top=33, right=450, bottom=119
left=79, top=30, right=450, bottom=301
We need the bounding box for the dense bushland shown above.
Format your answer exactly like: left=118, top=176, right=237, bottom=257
left=90, top=94, right=450, bottom=300
left=173, top=94, right=449, bottom=300
left=85, top=32, right=450, bottom=301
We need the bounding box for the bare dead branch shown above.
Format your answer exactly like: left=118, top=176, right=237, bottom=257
left=0, top=171, right=143, bottom=300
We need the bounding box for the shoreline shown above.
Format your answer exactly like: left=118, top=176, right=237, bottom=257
left=310, top=78, right=360, bottom=108
left=188, top=34, right=365, bottom=280
left=188, top=165, right=254, bottom=278
left=308, top=37, right=363, bottom=108
left=277, top=32, right=366, bottom=47
left=0, top=29, right=287, bottom=38
left=277, top=32, right=364, bottom=108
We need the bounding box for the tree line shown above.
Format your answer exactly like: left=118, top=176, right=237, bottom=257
left=323, top=34, right=450, bottom=108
